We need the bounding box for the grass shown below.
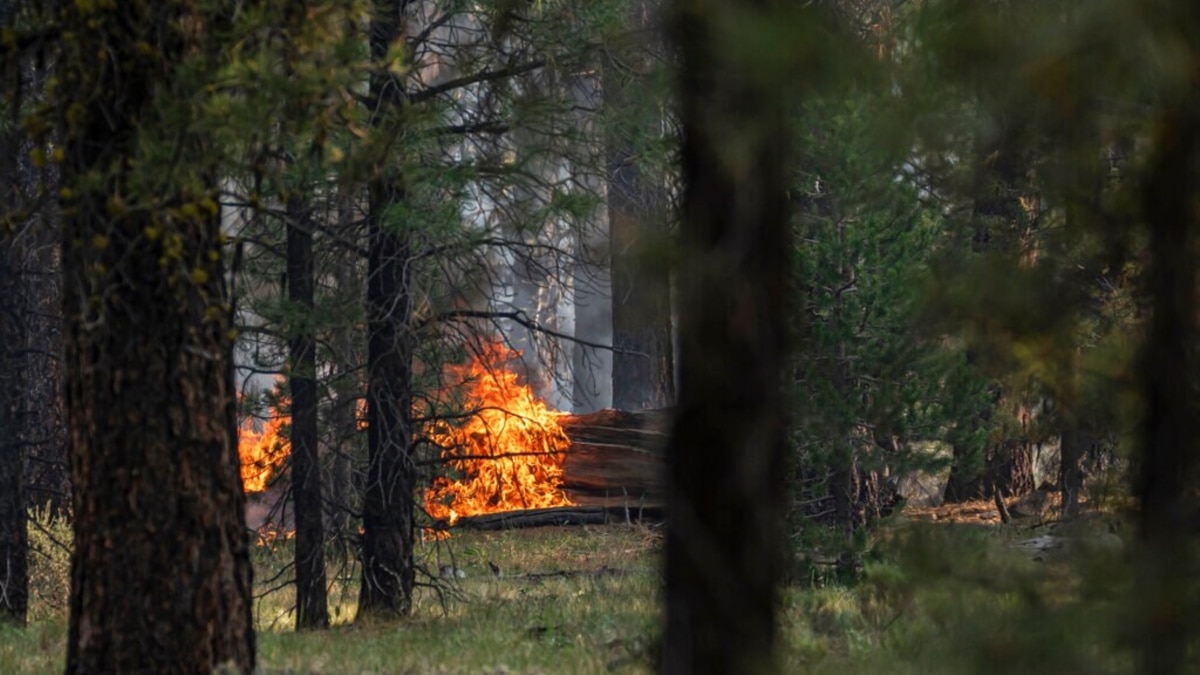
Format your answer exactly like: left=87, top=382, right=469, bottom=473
left=0, top=510, right=1153, bottom=674
left=253, top=525, right=663, bottom=674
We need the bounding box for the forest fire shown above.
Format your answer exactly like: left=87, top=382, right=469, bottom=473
left=235, top=343, right=575, bottom=526
left=423, top=342, right=575, bottom=525
left=237, top=398, right=289, bottom=493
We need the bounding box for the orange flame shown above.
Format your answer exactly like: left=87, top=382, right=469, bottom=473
left=423, top=342, right=574, bottom=525
left=238, top=396, right=289, bottom=493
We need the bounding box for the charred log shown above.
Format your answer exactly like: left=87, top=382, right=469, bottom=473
left=450, top=504, right=664, bottom=530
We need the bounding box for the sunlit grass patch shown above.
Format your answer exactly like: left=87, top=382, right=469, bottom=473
left=253, top=524, right=663, bottom=674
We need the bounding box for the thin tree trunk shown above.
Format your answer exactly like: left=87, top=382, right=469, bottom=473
left=329, top=233, right=361, bottom=557
left=58, top=2, right=254, bottom=671
left=287, top=197, right=329, bottom=630
left=1059, top=423, right=1090, bottom=517
left=358, top=0, right=417, bottom=620
left=663, top=0, right=790, bottom=671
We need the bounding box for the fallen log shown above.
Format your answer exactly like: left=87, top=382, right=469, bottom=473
left=558, top=408, right=668, bottom=507
left=452, top=504, right=665, bottom=530
left=440, top=409, right=669, bottom=529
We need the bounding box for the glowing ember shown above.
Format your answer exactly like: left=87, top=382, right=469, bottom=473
left=238, top=396, right=289, bottom=494
left=424, top=342, right=574, bottom=525
left=255, top=523, right=295, bottom=548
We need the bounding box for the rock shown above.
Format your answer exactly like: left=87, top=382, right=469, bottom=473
left=1015, top=534, right=1068, bottom=555
left=439, top=565, right=466, bottom=580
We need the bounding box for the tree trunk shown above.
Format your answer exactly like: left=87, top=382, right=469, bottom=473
left=287, top=198, right=329, bottom=630
left=57, top=3, right=254, bottom=671
left=571, top=72, right=612, bottom=414
left=0, top=45, right=30, bottom=623
left=329, top=236, right=361, bottom=557
left=608, top=0, right=674, bottom=411
left=663, top=0, right=790, bottom=671
left=0, top=228, right=28, bottom=627
left=1059, top=423, right=1091, bottom=517
left=18, top=220, right=66, bottom=517
left=358, top=0, right=417, bottom=621
left=1136, top=51, right=1200, bottom=675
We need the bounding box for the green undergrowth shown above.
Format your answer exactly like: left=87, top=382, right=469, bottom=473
left=252, top=524, right=664, bottom=674
left=0, top=512, right=1171, bottom=674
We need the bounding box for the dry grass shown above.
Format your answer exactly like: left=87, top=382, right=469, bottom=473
left=252, top=523, right=663, bottom=674
left=0, top=513, right=1148, bottom=674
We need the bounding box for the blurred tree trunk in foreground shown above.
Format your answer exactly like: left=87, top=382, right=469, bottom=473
left=662, top=0, right=790, bottom=671
left=55, top=2, right=255, bottom=671
left=1136, top=31, right=1200, bottom=674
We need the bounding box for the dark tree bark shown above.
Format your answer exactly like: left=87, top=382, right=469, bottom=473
left=1058, top=423, right=1092, bottom=517
left=0, top=43, right=30, bottom=623
left=608, top=0, right=674, bottom=411
left=17, top=222, right=66, bottom=518
left=663, top=0, right=790, bottom=672
left=287, top=198, right=329, bottom=630
left=56, top=2, right=254, bottom=671
left=1136, top=57, right=1200, bottom=675
left=0, top=227, right=28, bottom=627
left=358, top=0, right=417, bottom=620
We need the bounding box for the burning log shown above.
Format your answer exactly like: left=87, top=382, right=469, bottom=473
left=448, top=408, right=668, bottom=529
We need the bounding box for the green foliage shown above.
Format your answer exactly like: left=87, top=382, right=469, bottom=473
left=787, top=82, right=980, bottom=542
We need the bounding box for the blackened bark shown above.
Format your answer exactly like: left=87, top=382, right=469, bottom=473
left=358, top=0, right=417, bottom=620
left=287, top=198, right=329, bottom=630
left=663, top=1, right=790, bottom=672
left=1136, top=65, right=1200, bottom=675
left=58, top=3, right=254, bottom=671
left=608, top=0, right=674, bottom=411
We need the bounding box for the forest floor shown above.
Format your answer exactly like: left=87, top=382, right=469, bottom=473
left=0, top=503, right=1137, bottom=674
